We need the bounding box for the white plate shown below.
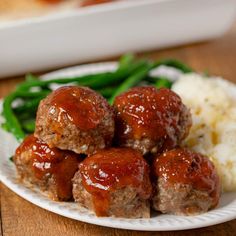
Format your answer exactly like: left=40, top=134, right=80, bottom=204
left=0, top=63, right=236, bottom=231
left=1, top=0, right=236, bottom=78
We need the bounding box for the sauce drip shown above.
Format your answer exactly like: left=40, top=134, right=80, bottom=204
left=114, top=87, right=185, bottom=149
left=16, top=135, right=81, bottom=200
left=49, top=86, right=106, bottom=130
left=154, top=148, right=220, bottom=199
left=79, top=148, right=152, bottom=216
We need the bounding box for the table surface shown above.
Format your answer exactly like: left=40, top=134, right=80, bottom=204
left=1, top=21, right=236, bottom=236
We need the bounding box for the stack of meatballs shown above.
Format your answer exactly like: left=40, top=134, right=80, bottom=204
left=14, top=85, right=220, bottom=218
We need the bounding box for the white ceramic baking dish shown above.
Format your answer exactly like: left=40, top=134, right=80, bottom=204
left=0, top=0, right=236, bottom=78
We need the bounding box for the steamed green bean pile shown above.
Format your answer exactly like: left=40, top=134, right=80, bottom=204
left=1, top=54, right=193, bottom=142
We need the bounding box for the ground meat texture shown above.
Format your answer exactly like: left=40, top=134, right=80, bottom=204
left=113, top=87, right=192, bottom=155
left=14, top=135, right=82, bottom=201
left=72, top=148, right=152, bottom=218
left=35, top=86, right=114, bottom=155
left=152, top=148, right=220, bottom=215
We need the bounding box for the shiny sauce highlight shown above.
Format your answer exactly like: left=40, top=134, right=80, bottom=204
left=154, top=148, right=220, bottom=201
left=79, top=148, right=152, bottom=216
left=114, top=87, right=184, bottom=145
left=49, top=86, right=105, bottom=130
left=16, top=135, right=80, bottom=200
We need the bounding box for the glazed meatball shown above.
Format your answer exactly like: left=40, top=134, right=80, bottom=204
left=14, top=135, right=82, bottom=201
left=113, top=87, right=191, bottom=155
left=72, top=148, right=152, bottom=218
left=152, top=148, right=220, bottom=215
left=35, top=86, right=114, bottom=155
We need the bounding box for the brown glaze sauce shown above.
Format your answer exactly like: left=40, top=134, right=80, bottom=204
left=16, top=135, right=81, bottom=200
left=79, top=148, right=152, bottom=216
left=114, top=87, right=184, bottom=146
left=154, top=148, right=220, bottom=202
left=48, top=86, right=106, bottom=131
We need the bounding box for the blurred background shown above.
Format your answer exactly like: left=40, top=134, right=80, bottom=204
left=1, top=2, right=236, bottom=235
left=0, top=0, right=236, bottom=78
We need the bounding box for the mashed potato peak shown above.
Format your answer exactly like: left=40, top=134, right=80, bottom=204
left=172, top=73, right=236, bottom=192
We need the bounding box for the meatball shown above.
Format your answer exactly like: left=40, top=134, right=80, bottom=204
left=72, top=148, right=152, bottom=218
left=152, top=148, right=220, bottom=215
left=113, top=86, right=191, bottom=155
left=35, top=86, right=114, bottom=155
left=14, top=135, right=82, bottom=201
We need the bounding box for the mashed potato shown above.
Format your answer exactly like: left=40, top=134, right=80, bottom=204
left=172, top=74, right=236, bottom=192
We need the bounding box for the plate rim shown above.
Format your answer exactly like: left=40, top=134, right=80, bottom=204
left=1, top=171, right=236, bottom=231
left=1, top=62, right=236, bottom=231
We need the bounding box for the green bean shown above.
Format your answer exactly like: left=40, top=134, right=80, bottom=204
left=76, top=59, right=149, bottom=89
left=2, top=54, right=194, bottom=141
left=98, top=86, right=117, bottom=98
left=2, top=90, right=50, bottom=141
left=155, top=78, right=172, bottom=89
left=25, top=73, right=39, bottom=82
left=17, top=75, right=96, bottom=91
left=118, top=53, right=135, bottom=70
left=14, top=90, right=50, bottom=98
left=22, top=120, right=35, bottom=133
left=145, top=76, right=164, bottom=83
left=2, top=92, right=25, bottom=141
left=17, top=111, right=36, bottom=122
left=14, top=96, right=44, bottom=113
left=154, top=59, right=193, bottom=73
left=109, top=62, right=154, bottom=104
left=1, top=122, right=10, bottom=132
left=17, top=60, right=148, bottom=91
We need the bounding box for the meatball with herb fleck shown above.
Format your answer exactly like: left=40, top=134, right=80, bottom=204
left=113, top=86, right=191, bottom=155
left=152, top=148, right=220, bottom=215
left=14, top=135, right=82, bottom=201
left=72, top=148, right=152, bottom=218
left=35, top=86, right=114, bottom=155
